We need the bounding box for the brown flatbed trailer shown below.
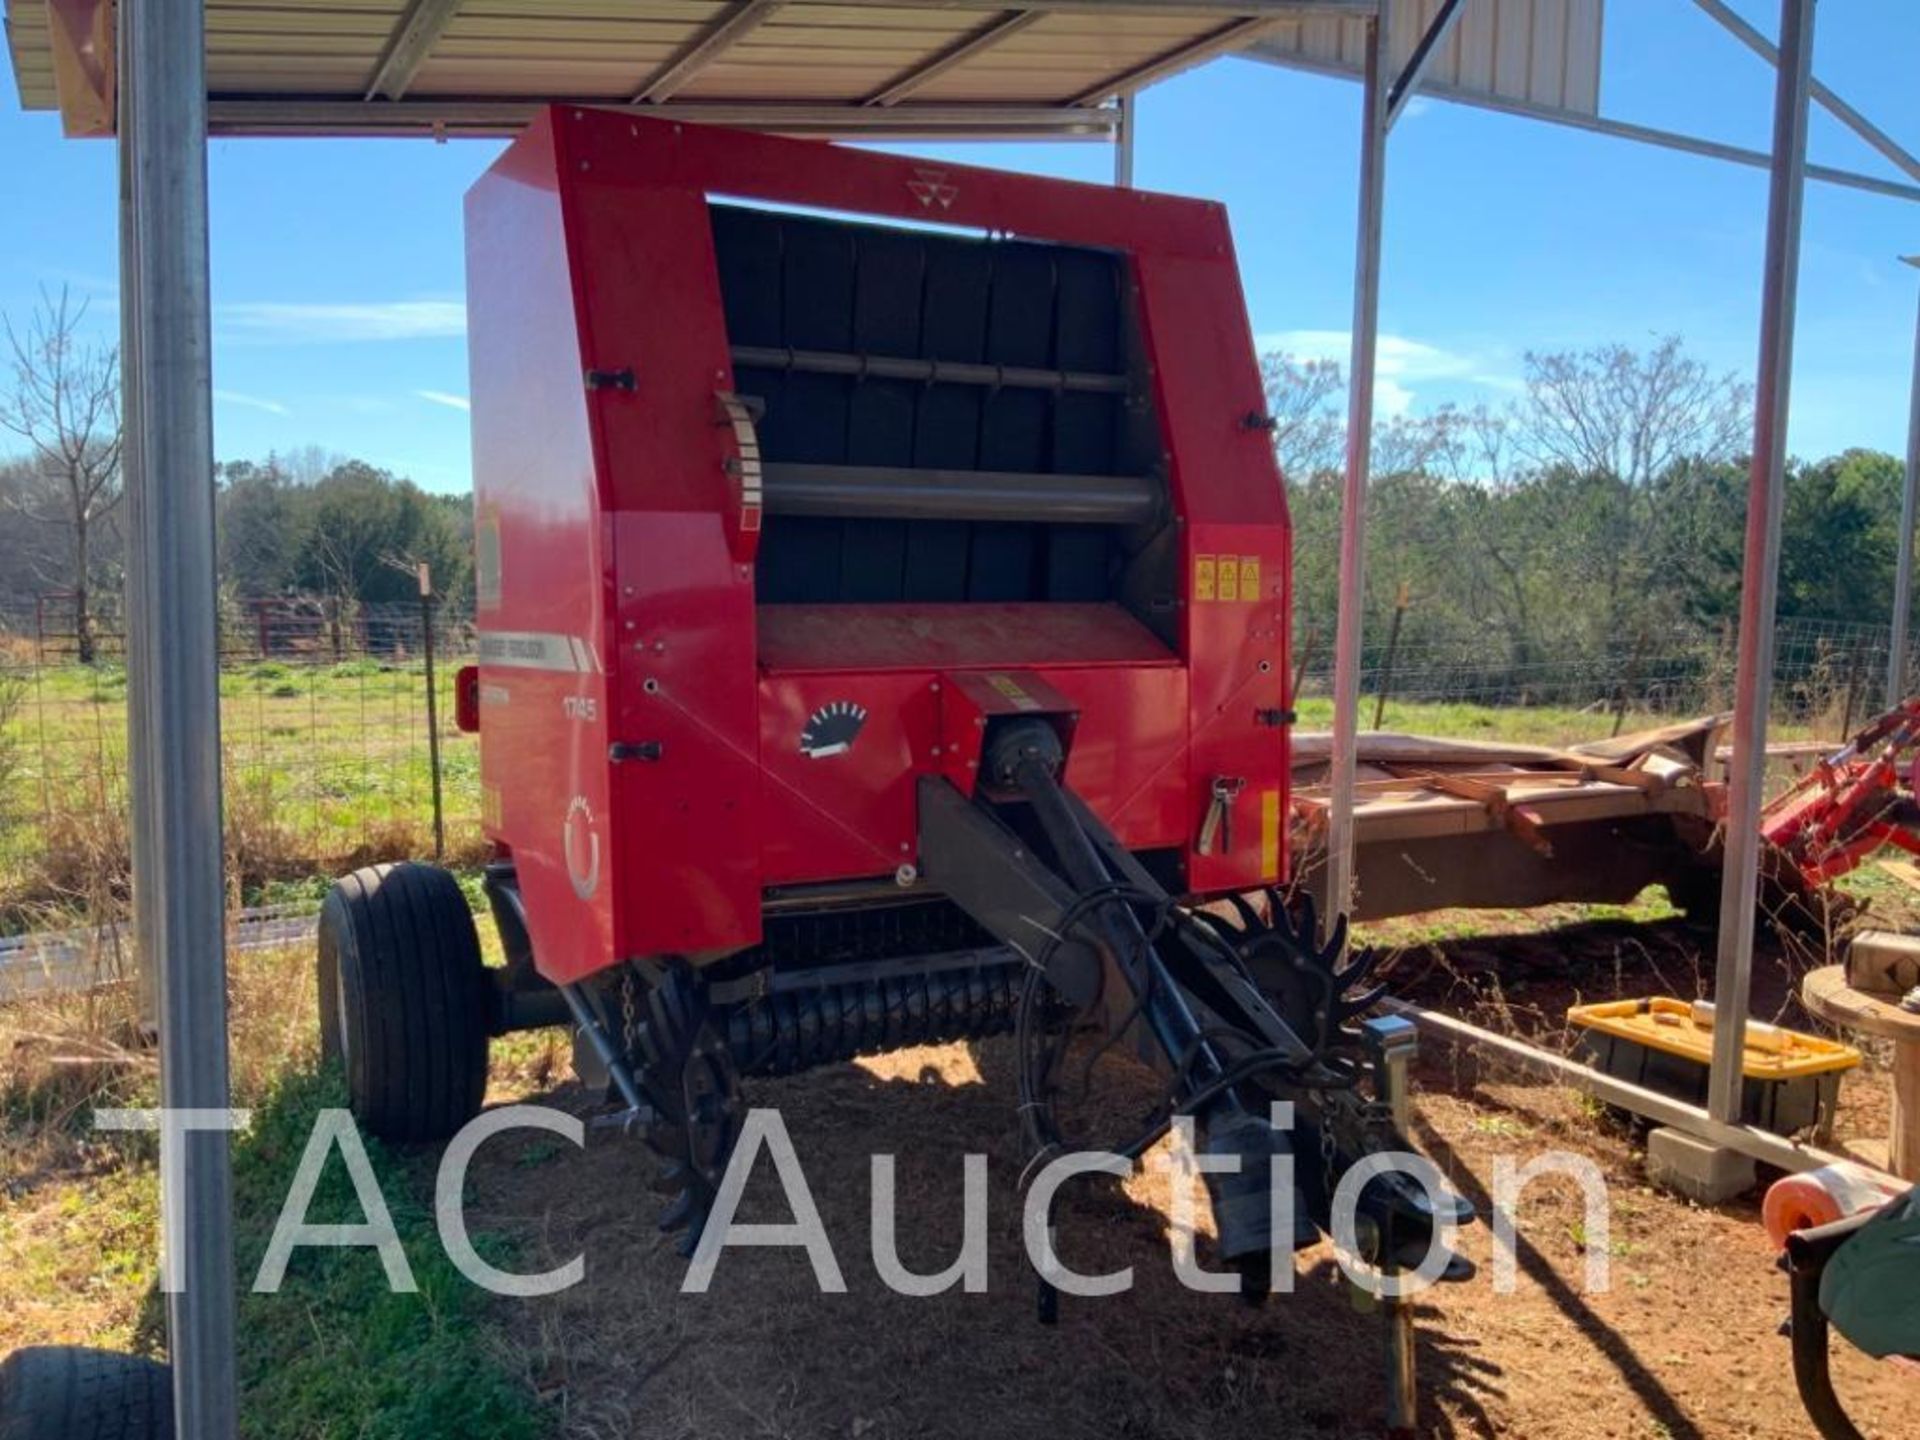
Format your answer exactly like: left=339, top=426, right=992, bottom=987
left=1289, top=718, right=1727, bottom=922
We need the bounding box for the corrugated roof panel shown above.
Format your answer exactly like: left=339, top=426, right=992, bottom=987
left=409, top=59, right=678, bottom=96
left=460, top=0, right=718, bottom=14
left=4, top=0, right=54, bottom=109
left=2, top=1, right=1320, bottom=137
left=1250, top=0, right=1604, bottom=119
left=906, top=11, right=1223, bottom=101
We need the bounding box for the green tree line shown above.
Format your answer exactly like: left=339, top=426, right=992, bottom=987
left=216, top=452, right=475, bottom=613
left=1271, top=337, right=1910, bottom=684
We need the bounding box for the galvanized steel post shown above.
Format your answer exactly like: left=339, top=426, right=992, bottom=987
left=1709, top=0, right=1816, bottom=1126
left=123, top=0, right=240, bottom=1432
left=1325, top=0, right=1390, bottom=936
left=1888, top=256, right=1920, bottom=707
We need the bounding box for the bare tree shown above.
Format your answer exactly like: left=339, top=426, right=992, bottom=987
left=0, top=288, right=123, bottom=664
left=1260, top=352, right=1347, bottom=481
left=1513, top=336, right=1751, bottom=643
left=1519, top=335, right=1750, bottom=488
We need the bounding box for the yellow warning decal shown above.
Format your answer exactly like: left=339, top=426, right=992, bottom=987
left=481, top=783, right=504, bottom=831
left=1260, top=788, right=1281, bottom=880
left=1194, top=554, right=1265, bottom=603
left=988, top=673, right=1041, bottom=711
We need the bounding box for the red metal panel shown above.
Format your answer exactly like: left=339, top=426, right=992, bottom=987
left=609, top=510, right=764, bottom=955
left=758, top=662, right=1188, bottom=886
left=555, top=106, right=1228, bottom=262
left=1040, top=665, right=1191, bottom=853
left=1181, top=520, right=1292, bottom=892
left=757, top=670, right=939, bottom=884
left=467, top=114, right=619, bottom=987
left=469, top=107, right=1295, bottom=981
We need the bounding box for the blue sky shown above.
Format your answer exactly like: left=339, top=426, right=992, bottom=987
left=1, top=0, right=1914, bottom=494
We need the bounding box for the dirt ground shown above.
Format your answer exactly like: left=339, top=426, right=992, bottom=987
left=464, top=914, right=1920, bottom=1440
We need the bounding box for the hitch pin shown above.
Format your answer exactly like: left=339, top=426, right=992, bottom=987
left=1198, top=776, right=1246, bottom=856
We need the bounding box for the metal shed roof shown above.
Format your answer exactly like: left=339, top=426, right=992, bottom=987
left=1249, top=0, right=1603, bottom=117
left=5, top=0, right=1386, bottom=139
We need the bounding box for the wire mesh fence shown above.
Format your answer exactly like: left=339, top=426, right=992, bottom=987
left=1290, top=614, right=1914, bottom=739
left=0, top=597, right=479, bottom=932
left=1, top=592, right=1912, bottom=932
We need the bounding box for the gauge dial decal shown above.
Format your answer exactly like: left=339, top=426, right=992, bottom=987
left=800, top=700, right=867, bottom=759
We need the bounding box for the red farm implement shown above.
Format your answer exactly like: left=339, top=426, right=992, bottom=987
left=318, top=108, right=1472, bottom=1311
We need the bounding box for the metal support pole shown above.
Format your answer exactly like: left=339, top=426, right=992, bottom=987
left=1709, top=0, right=1815, bottom=1127
left=1324, top=0, right=1390, bottom=937
left=120, top=60, right=158, bottom=1027
left=420, top=571, right=445, bottom=860
left=124, top=1, right=239, bottom=1434
left=1889, top=257, right=1920, bottom=708
left=1113, top=90, right=1136, bottom=188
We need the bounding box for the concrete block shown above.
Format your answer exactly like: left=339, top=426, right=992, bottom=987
left=1646, top=1126, right=1757, bottom=1204
left=1848, top=931, right=1920, bottom=998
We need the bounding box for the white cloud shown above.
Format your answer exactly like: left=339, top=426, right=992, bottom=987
left=213, top=389, right=290, bottom=416
left=415, top=390, right=471, bottom=412
left=218, top=299, right=466, bottom=343
left=1374, top=378, right=1416, bottom=419
left=1255, top=328, right=1521, bottom=410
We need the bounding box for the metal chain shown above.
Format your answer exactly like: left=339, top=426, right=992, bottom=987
left=620, top=968, right=641, bottom=1059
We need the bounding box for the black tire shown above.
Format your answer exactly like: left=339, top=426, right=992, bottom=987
left=0, top=1346, right=173, bottom=1439
left=317, top=862, right=490, bottom=1142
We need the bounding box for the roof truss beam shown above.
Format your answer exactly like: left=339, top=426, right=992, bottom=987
left=1385, top=0, right=1465, bottom=130
left=824, top=1, right=1373, bottom=12
left=1451, top=89, right=1920, bottom=205
left=866, top=10, right=1043, bottom=107
left=1069, top=16, right=1286, bottom=107
left=363, top=0, right=464, bottom=103
left=634, top=0, right=786, bottom=104
left=203, top=98, right=1119, bottom=141
left=1690, top=0, right=1920, bottom=186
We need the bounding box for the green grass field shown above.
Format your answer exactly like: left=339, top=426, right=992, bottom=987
left=0, top=658, right=482, bottom=930
left=2, top=657, right=1846, bottom=935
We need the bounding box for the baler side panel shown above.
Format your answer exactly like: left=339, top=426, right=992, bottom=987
left=610, top=513, right=765, bottom=954
left=565, top=172, right=766, bottom=959
left=1132, top=252, right=1292, bottom=890
left=467, top=114, right=620, bottom=986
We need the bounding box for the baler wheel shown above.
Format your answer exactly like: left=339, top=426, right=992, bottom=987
left=318, top=862, right=490, bottom=1143
left=0, top=1346, right=173, bottom=1439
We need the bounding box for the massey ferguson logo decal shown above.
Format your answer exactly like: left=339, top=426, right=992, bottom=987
left=908, top=167, right=959, bottom=211
left=564, top=795, right=601, bottom=901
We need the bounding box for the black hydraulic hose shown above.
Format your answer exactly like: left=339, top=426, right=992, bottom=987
left=1012, top=752, right=1228, bottom=1089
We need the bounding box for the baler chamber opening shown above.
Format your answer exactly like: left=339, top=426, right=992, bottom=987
left=710, top=203, right=1176, bottom=622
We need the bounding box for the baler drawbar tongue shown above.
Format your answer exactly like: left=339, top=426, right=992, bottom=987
left=918, top=709, right=1476, bottom=1298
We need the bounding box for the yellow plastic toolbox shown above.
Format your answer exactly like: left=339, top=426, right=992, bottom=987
left=1568, top=996, right=1860, bottom=1137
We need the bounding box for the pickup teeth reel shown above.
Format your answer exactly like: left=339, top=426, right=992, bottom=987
left=1200, top=890, right=1389, bottom=1062
left=624, top=964, right=741, bottom=1254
